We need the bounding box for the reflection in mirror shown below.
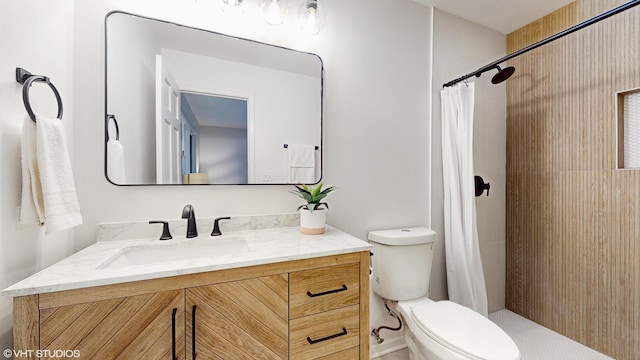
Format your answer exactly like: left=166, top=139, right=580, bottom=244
left=105, top=11, right=323, bottom=185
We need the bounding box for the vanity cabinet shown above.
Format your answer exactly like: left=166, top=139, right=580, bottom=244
left=39, top=289, right=184, bottom=360
left=186, top=274, right=289, bottom=360
left=12, top=252, right=370, bottom=360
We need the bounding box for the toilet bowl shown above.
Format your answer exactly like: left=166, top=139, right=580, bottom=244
left=369, top=228, right=520, bottom=360
left=395, top=298, right=519, bottom=360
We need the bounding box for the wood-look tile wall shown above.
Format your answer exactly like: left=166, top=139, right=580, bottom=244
left=505, top=1, right=640, bottom=358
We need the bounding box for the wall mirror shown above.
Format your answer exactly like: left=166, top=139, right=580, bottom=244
left=105, top=11, right=323, bottom=185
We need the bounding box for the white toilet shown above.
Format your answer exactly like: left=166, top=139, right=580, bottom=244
left=369, top=227, right=520, bottom=360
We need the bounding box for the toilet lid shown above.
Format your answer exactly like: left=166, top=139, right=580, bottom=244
left=411, top=301, right=520, bottom=360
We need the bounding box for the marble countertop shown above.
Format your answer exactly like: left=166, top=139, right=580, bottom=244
left=2, top=226, right=371, bottom=297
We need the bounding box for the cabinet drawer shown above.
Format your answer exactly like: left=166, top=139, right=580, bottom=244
left=290, top=305, right=360, bottom=359
left=314, top=346, right=360, bottom=359
left=290, top=262, right=360, bottom=318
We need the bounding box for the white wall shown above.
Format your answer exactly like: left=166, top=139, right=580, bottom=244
left=431, top=8, right=507, bottom=313
left=0, top=0, right=75, bottom=350
left=320, top=2, right=432, bottom=355
left=0, top=0, right=434, bottom=355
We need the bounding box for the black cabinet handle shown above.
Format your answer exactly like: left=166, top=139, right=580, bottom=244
left=307, top=284, right=348, bottom=298
left=171, top=308, right=177, bottom=360
left=307, top=327, right=348, bottom=344
left=192, top=305, right=197, bottom=360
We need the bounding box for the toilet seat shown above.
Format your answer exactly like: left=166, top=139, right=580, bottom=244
left=411, top=301, right=520, bottom=360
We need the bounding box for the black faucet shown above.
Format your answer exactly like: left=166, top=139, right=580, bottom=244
left=182, top=204, right=198, bottom=238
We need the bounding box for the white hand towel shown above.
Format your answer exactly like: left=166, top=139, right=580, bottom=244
left=20, top=116, right=44, bottom=225
left=288, top=144, right=316, bottom=183
left=107, top=139, right=126, bottom=183
left=20, top=114, right=83, bottom=233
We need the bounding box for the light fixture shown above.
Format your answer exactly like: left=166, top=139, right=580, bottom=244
left=298, top=0, right=325, bottom=35
left=260, top=0, right=288, bottom=26
left=220, top=0, right=246, bottom=13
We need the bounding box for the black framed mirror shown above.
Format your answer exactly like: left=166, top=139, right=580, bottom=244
left=105, top=11, right=323, bottom=185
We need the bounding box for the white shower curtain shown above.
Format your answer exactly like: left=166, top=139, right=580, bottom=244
left=440, top=83, right=489, bottom=317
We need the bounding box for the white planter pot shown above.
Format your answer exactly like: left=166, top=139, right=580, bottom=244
left=300, top=208, right=326, bottom=235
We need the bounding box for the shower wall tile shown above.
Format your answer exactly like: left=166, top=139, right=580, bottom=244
left=505, top=1, right=640, bottom=359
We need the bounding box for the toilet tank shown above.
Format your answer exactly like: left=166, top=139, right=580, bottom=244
left=369, top=227, right=436, bottom=301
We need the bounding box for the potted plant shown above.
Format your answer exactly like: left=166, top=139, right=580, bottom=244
left=291, top=183, right=336, bottom=234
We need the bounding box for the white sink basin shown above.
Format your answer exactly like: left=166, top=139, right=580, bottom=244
left=98, top=238, right=249, bottom=269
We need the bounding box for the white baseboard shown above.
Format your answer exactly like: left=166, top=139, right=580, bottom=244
left=370, top=334, right=407, bottom=359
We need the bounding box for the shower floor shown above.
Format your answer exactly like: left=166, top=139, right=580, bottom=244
left=373, top=309, right=613, bottom=360
left=489, top=310, right=613, bottom=360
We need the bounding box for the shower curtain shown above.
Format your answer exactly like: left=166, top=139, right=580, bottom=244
left=440, top=83, right=488, bottom=317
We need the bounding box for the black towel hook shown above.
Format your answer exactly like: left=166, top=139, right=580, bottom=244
left=106, top=114, right=120, bottom=141
left=16, top=67, right=63, bottom=122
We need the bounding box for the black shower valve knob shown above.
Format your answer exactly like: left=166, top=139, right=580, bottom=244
left=474, top=176, right=491, bottom=197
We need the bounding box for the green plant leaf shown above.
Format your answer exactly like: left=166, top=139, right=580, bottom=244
left=313, top=186, right=335, bottom=203
left=319, top=186, right=337, bottom=196
left=315, top=202, right=329, bottom=210
left=290, top=185, right=313, bottom=203
left=294, top=185, right=310, bottom=195
left=311, top=183, right=323, bottom=198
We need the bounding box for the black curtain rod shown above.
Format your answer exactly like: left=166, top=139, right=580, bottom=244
left=443, top=0, right=640, bottom=87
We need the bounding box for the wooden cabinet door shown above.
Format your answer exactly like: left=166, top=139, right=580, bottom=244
left=186, top=274, right=288, bottom=360
left=39, top=289, right=184, bottom=360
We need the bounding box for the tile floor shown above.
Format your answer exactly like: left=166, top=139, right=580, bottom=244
left=373, top=348, right=409, bottom=360
left=372, top=310, right=614, bottom=360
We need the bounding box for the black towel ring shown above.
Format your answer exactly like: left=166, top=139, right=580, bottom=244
left=106, top=114, right=120, bottom=141
left=16, top=67, right=63, bottom=123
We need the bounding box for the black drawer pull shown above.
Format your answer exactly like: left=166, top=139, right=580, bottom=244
left=192, top=305, right=198, bottom=360
left=306, top=284, right=348, bottom=298
left=307, top=327, right=348, bottom=344
left=171, top=308, right=177, bottom=360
